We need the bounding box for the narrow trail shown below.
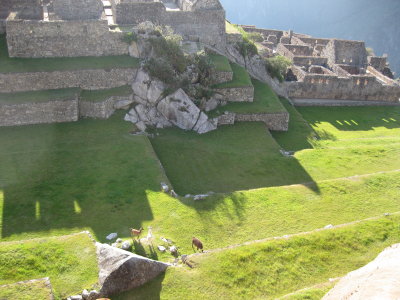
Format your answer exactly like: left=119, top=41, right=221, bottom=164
left=189, top=211, right=400, bottom=257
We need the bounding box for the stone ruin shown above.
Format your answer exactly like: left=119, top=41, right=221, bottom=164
left=0, top=0, right=226, bottom=58
left=238, top=25, right=400, bottom=104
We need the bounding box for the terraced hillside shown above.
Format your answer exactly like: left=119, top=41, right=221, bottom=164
left=0, top=44, right=399, bottom=299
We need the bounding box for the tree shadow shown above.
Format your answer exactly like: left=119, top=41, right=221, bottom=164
left=0, top=113, right=159, bottom=241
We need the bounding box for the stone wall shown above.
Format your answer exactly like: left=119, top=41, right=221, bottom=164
left=211, top=70, right=233, bottom=85
left=79, top=95, right=131, bottom=119
left=112, top=1, right=226, bottom=51
left=0, top=20, right=5, bottom=33
left=235, top=112, right=289, bottom=131
left=0, top=68, right=137, bottom=93
left=0, top=0, right=42, bottom=20
left=214, top=86, right=254, bottom=102
left=79, top=97, right=115, bottom=119
left=216, top=111, right=289, bottom=131
left=0, top=98, right=78, bottom=127
left=368, top=56, right=387, bottom=72
left=322, top=39, right=367, bottom=68
left=292, top=56, right=328, bottom=67
left=52, top=0, right=103, bottom=20
left=286, top=74, right=400, bottom=102
left=6, top=19, right=128, bottom=57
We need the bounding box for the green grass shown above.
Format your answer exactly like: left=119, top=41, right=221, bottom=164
left=281, top=283, right=335, bottom=300
left=0, top=89, right=79, bottom=105
left=225, top=21, right=241, bottom=34
left=208, top=79, right=286, bottom=117
left=213, top=63, right=252, bottom=89
left=80, top=85, right=133, bottom=103
left=209, top=54, right=232, bottom=72
left=0, top=233, right=98, bottom=299
left=0, top=278, right=53, bottom=300
left=150, top=122, right=314, bottom=194
left=0, top=35, right=139, bottom=73
left=116, top=215, right=400, bottom=299
left=272, top=98, right=318, bottom=151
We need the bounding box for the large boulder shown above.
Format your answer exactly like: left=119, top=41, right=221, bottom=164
left=96, top=243, right=170, bottom=297
left=323, top=243, right=400, bottom=300
left=132, top=69, right=151, bottom=101
left=157, top=89, right=202, bottom=130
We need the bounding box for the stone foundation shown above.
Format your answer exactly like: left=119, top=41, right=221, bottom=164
left=0, top=98, right=78, bottom=126
left=212, top=70, right=233, bottom=85
left=217, top=111, right=289, bottom=131
left=0, top=68, right=137, bottom=93
left=79, top=95, right=132, bottom=119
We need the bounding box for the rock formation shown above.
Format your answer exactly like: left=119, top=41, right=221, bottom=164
left=323, top=243, right=400, bottom=300
left=96, top=243, right=170, bottom=297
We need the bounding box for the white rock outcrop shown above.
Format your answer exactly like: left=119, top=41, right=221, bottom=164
left=323, top=243, right=400, bottom=300
left=126, top=69, right=217, bottom=134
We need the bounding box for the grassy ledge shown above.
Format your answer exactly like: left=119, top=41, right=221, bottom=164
left=0, top=233, right=98, bottom=299
left=0, top=279, right=53, bottom=300
left=208, top=79, right=286, bottom=117
left=116, top=215, right=400, bottom=299
left=0, top=35, right=139, bottom=74
left=213, top=63, right=252, bottom=89
left=0, top=89, right=79, bottom=105
left=209, top=54, right=232, bottom=72
left=80, top=85, right=133, bottom=103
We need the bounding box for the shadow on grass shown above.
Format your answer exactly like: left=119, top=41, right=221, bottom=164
left=298, top=105, right=400, bottom=132
left=132, top=240, right=158, bottom=261
left=114, top=272, right=166, bottom=300
left=150, top=123, right=320, bottom=197
left=0, top=113, right=161, bottom=242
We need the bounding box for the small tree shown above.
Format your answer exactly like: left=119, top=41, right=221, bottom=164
left=265, top=55, right=292, bottom=82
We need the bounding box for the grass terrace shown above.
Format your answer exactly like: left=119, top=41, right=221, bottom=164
left=0, top=88, right=79, bottom=105
left=0, top=279, right=53, bottom=300
left=208, top=79, right=286, bottom=117
left=209, top=54, right=232, bottom=72
left=117, top=215, right=400, bottom=299
left=80, top=85, right=133, bottom=103
left=0, top=35, right=139, bottom=73
left=213, top=63, right=252, bottom=89
left=225, top=21, right=241, bottom=34
left=0, top=233, right=98, bottom=299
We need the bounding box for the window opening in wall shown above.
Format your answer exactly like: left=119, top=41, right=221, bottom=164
left=356, top=79, right=361, bottom=85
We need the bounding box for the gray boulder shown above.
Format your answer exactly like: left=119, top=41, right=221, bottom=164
left=114, top=99, right=134, bottom=110
left=132, top=70, right=151, bottom=100
left=323, top=243, right=400, bottom=300
left=96, top=243, right=170, bottom=296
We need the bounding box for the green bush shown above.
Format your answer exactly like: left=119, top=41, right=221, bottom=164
left=194, top=52, right=214, bottom=87
left=149, top=37, right=187, bottom=74
left=143, top=57, right=176, bottom=85
left=121, top=32, right=137, bottom=44
left=265, top=55, right=292, bottom=82
left=247, top=32, right=264, bottom=43
left=236, top=38, right=258, bottom=58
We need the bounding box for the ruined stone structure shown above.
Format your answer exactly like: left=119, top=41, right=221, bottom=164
left=1, top=0, right=226, bottom=57
left=239, top=26, right=400, bottom=104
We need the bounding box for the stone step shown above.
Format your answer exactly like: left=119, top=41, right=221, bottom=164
left=104, top=8, right=113, bottom=16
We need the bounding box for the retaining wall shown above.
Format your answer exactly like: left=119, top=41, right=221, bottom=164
left=0, top=98, right=78, bottom=126
left=79, top=95, right=131, bottom=119
left=0, top=68, right=137, bottom=93
left=216, top=111, right=289, bottom=131
left=214, top=86, right=254, bottom=102
left=212, top=70, right=233, bottom=85
left=6, top=19, right=128, bottom=57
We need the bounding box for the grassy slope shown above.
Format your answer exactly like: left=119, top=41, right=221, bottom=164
left=117, top=215, right=400, bottom=299
left=0, top=35, right=138, bottom=73
left=213, top=63, right=252, bottom=88
left=0, top=233, right=98, bottom=299
left=209, top=79, right=286, bottom=117
left=209, top=54, right=232, bottom=72
left=80, top=85, right=133, bottom=103
left=0, top=279, right=53, bottom=300
left=0, top=89, right=79, bottom=105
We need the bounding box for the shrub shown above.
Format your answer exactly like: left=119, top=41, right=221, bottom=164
left=366, top=47, right=375, bottom=56
left=236, top=38, right=258, bottom=58
left=121, top=32, right=137, bottom=44
left=149, top=36, right=187, bottom=74
left=143, top=57, right=176, bottom=85
left=194, top=51, right=214, bottom=87
left=265, top=55, right=292, bottom=82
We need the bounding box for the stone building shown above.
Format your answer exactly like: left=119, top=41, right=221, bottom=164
left=240, top=25, right=400, bottom=104
left=1, top=0, right=226, bottom=57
